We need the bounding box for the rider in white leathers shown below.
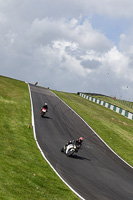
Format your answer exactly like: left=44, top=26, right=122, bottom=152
left=62, top=137, right=83, bottom=152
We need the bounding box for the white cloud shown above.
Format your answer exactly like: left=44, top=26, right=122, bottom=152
left=103, top=46, right=129, bottom=75
left=26, top=17, right=113, bottom=52
left=1, top=0, right=133, bottom=20
left=0, top=0, right=133, bottom=101
left=0, top=12, right=7, bottom=23
left=5, top=30, right=17, bottom=45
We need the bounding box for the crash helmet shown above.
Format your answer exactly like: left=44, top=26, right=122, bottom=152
left=44, top=103, right=47, bottom=105
left=79, top=137, right=83, bottom=143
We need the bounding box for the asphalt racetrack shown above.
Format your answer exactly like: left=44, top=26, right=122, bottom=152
left=29, top=84, right=133, bottom=200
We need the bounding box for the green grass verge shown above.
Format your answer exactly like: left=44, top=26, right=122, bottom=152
left=52, top=91, right=133, bottom=167
left=0, top=76, right=79, bottom=200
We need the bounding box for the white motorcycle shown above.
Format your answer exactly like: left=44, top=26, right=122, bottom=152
left=61, top=143, right=81, bottom=157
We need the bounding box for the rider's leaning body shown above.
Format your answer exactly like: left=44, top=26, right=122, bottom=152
left=65, top=137, right=83, bottom=149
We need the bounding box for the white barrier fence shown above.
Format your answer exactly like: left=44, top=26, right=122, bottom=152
left=79, top=93, right=133, bottom=120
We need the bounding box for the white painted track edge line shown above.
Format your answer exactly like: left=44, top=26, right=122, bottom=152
left=51, top=90, right=133, bottom=170
left=28, top=84, right=85, bottom=200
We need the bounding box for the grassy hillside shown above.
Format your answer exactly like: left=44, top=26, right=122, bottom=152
left=0, top=76, right=79, bottom=200
left=1, top=75, right=132, bottom=200
left=53, top=90, right=133, bottom=167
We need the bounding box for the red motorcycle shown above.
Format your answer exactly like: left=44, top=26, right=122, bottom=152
left=41, top=108, right=47, bottom=117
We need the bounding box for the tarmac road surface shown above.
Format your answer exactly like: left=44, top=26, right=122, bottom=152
left=29, top=84, right=133, bottom=200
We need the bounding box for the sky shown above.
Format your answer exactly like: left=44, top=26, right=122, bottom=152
left=0, top=0, right=133, bottom=101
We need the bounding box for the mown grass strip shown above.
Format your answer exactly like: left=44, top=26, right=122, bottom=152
left=0, top=76, right=79, bottom=200
left=52, top=91, right=133, bottom=167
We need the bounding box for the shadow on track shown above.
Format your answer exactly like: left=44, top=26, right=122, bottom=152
left=41, top=116, right=52, bottom=119
left=69, top=154, right=91, bottom=161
